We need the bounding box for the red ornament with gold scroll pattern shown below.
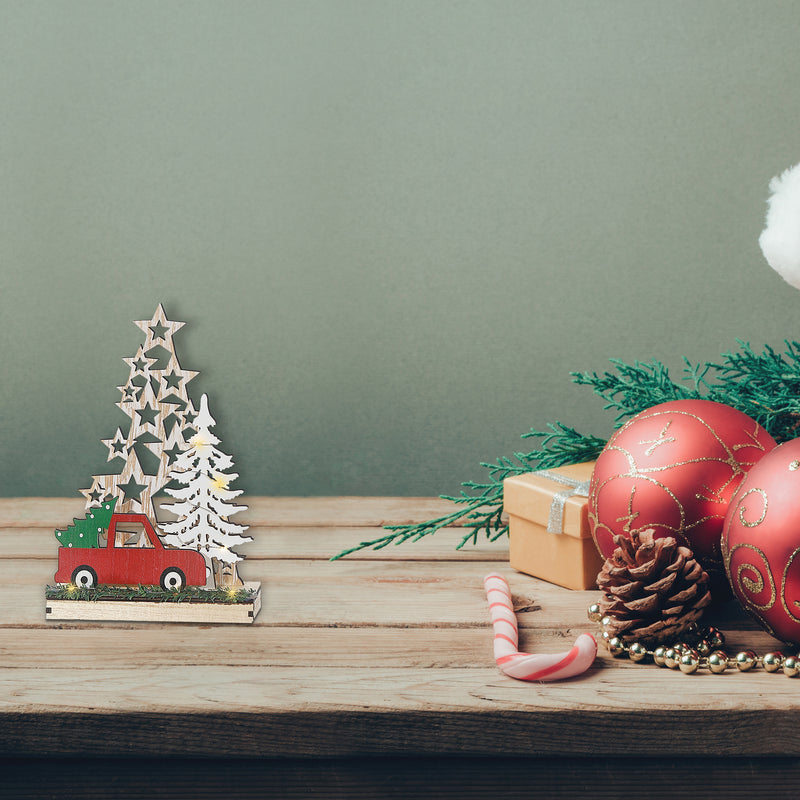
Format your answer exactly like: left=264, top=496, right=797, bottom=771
left=722, top=438, right=800, bottom=644
left=588, top=400, right=776, bottom=579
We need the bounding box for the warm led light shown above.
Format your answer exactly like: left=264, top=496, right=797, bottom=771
left=211, top=474, right=228, bottom=490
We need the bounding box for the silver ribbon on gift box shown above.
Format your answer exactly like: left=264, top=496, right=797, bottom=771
left=534, top=470, right=591, bottom=534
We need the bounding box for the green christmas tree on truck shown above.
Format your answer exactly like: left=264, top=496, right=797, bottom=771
left=55, top=498, right=117, bottom=549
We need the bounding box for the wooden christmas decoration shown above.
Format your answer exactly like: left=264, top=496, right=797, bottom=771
left=45, top=305, right=261, bottom=624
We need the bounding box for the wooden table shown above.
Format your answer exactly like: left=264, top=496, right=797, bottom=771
left=3, top=497, right=800, bottom=799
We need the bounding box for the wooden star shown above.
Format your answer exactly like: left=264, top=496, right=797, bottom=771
left=181, top=398, right=199, bottom=428
left=80, top=478, right=112, bottom=508
left=118, top=476, right=148, bottom=505
left=123, top=346, right=158, bottom=376
left=118, top=383, right=139, bottom=402
left=101, top=428, right=129, bottom=462
left=135, top=402, right=160, bottom=427
left=162, top=370, right=183, bottom=391
left=134, top=304, right=185, bottom=347
left=162, top=442, right=184, bottom=466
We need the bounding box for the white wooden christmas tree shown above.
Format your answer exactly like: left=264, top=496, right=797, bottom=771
left=160, top=393, right=252, bottom=588
left=80, top=304, right=199, bottom=519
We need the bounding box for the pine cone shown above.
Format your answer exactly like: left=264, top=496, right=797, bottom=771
left=597, top=529, right=712, bottom=645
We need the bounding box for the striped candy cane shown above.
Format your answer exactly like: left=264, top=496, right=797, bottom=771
left=484, top=573, right=597, bottom=682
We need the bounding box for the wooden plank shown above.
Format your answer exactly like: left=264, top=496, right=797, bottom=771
left=2, top=665, right=800, bottom=757
left=0, top=617, right=783, bottom=673
left=0, top=755, right=794, bottom=800
left=0, top=526, right=509, bottom=561
left=5, top=661, right=800, bottom=718
left=0, top=626, right=495, bottom=668
left=0, top=496, right=473, bottom=528
left=45, top=583, right=261, bottom=624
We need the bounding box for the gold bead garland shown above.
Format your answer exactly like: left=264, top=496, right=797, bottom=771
left=587, top=602, right=800, bottom=677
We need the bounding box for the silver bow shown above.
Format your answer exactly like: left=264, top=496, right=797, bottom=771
left=534, top=469, right=591, bottom=534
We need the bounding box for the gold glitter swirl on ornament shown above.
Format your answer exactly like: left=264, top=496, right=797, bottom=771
left=591, top=451, right=730, bottom=539
left=695, top=481, right=726, bottom=504
left=781, top=546, right=800, bottom=624
left=591, top=444, right=687, bottom=534
left=729, top=543, right=776, bottom=611
left=616, top=486, right=641, bottom=534
left=790, top=461, right=800, bottom=472
left=631, top=409, right=761, bottom=475
left=736, top=488, right=768, bottom=528
left=638, top=421, right=676, bottom=456
left=731, top=423, right=771, bottom=463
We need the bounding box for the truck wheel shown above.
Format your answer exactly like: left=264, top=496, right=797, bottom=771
left=160, top=568, right=186, bottom=591
left=71, top=566, right=97, bottom=588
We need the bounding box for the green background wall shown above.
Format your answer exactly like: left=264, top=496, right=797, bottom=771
left=3, top=1, right=800, bottom=498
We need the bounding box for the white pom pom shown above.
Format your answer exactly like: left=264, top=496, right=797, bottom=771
left=760, top=162, right=800, bottom=290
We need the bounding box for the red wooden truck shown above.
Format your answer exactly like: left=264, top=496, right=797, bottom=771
left=54, top=512, right=207, bottom=590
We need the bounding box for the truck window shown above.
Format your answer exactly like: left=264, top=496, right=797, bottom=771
left=114, top=522, right=155, bottom=548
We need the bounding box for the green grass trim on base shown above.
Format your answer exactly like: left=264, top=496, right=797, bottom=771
left=44, top=584, right=258, bottom=604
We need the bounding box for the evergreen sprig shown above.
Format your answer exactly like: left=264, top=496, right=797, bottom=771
left=701, top=340, right=800, bottom=440
left=330, top=424, right=605, bottom=559
left=333, top=339, right=800, bottom=559
left=570, top=358, right=700, bottom=424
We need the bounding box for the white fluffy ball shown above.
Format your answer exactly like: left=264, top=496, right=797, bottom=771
left=760, top=162, right=800, bottom=290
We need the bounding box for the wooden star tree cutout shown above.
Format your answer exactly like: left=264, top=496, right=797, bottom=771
left=81, top=305, right=200, bottom=519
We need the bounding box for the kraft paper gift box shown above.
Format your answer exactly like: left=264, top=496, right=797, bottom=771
left=503, top=461, right=604, bottom=591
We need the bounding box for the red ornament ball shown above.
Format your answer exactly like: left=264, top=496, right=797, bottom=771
left=722, top=438, right=800, bottom=644
left=588, top=400, right=776, bottom=575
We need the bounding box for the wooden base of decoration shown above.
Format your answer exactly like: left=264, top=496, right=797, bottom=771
left=44, top=582, right=261, bottom=624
